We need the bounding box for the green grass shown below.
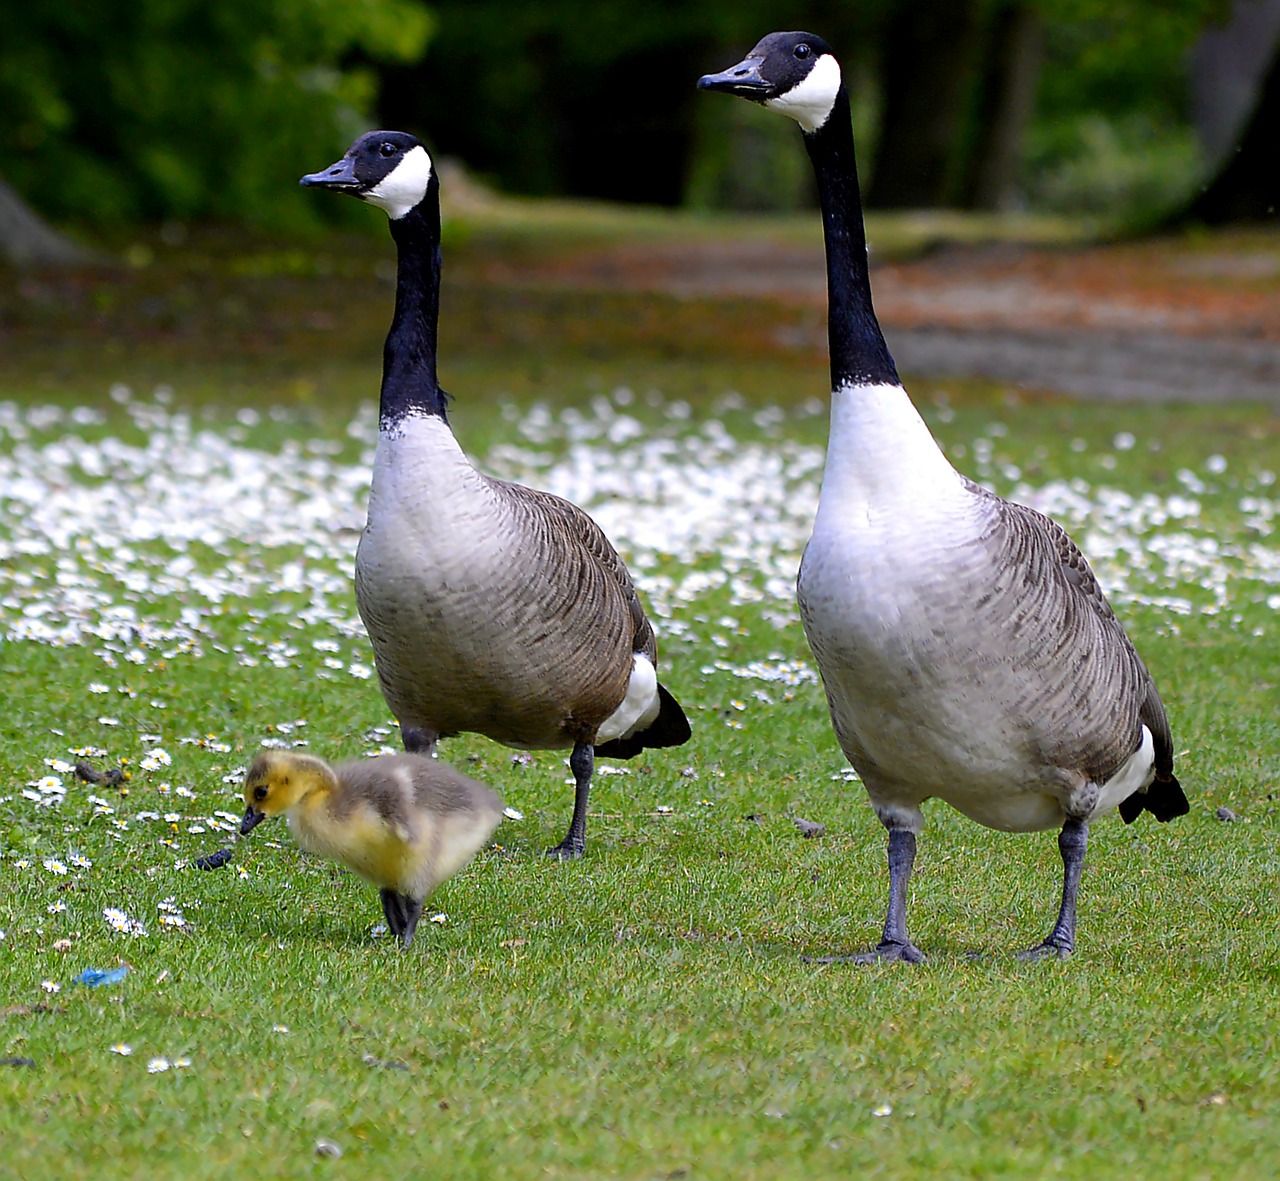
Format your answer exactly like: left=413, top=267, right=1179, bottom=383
left=2, top=215, right=1279, bottom=1178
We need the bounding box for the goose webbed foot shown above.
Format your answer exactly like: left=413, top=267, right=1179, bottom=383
left=1018, top=817, right=1087, bottom=962
left=545, top=837, right=585, bottom=861
left=1016, top=937, right=1072, bottom=962
left=854, top=939, right=927, bottom=965
left=805, top=938, right=926, bottom=965
left=546, top=741, right=593, bottom=861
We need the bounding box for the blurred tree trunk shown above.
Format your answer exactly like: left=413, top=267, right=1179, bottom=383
left=868, top=0, right=985, bottom=209
left=960, top=4, right=1043, bottom=211
left=0, top=178, right=89, bottom=267
left=1181, top=39, right=1280, bottom=222
left=1190, top=0, right=1280, bottom=165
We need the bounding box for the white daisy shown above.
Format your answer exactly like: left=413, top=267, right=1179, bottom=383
left=140, top=748, right=172, bottom=771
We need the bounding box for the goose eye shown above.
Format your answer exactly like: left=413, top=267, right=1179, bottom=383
left=253, top=786, right=267, bottom=801
left=379, top=142, right=397, bottom=158
left=794, top=44, right=812, bottom=59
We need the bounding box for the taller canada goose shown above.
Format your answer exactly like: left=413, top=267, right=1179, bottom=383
left=299, top=132, right=690, bottom=859
left=700, top=34, right=1188, bottom=960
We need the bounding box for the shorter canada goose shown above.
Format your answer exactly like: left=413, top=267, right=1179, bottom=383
left=239, top=750, right=503, bottom=946
left=299, top=130, right=691, bottom=859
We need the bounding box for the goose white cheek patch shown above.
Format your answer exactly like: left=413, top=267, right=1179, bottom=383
left=765, top=54, right=842, bottom=133
left=364, top=145, right=434, bottom=220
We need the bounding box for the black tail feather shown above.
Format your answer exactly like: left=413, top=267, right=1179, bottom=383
left=1119, top=772, right=1190, bottom=825
left=595, top=683, right=691, bottom=760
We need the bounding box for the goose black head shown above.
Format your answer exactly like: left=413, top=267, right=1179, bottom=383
left=300, top=130, right=434, bottom=220
left=698, top=31, right=842, bottom=134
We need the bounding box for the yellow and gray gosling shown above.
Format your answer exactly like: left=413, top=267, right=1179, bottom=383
left=239, top=750, right=504, bottom=946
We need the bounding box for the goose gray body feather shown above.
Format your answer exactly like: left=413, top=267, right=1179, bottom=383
left=790, top=376, right=1188, bottom=965
left=356, top=413, right=658, bottom=750
left=799, top=387, right=1170, bottom=835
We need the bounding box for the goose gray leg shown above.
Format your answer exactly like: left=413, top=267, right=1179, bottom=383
left=1018, top=817, right=1088, bottom=960
left=401, top=726, right=438, bottom=756
left=547, top=741, right=593, bottom=861
left=854, top=828, right=926, bottom=964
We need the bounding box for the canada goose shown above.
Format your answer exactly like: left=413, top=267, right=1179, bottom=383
left=299, top=132, right=690, bottom=859
left=239, top=750, right=503, bottom=945
left=700, top=34, right=1188, bottom=961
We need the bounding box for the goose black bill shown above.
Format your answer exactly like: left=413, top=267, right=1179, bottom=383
left=299, top=157, right=361, bottom=192
left=697, top=59, right=772, bottom=98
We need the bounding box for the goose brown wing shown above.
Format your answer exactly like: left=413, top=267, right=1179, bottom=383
left=512, top=483, right=658, bottom=663
left=999, top=495, right=1184, bottom=815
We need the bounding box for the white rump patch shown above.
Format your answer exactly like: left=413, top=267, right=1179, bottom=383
left=595, top=654, right=660, bottom=745
left=765, top=54, right=842, bottom=133
left=1098, top=725, right=1156, bottom=817
left=364, top=145, right=434, bottom=220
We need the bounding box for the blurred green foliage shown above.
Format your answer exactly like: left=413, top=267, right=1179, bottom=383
left=1027, top=0, right=1229, bottom=214
left=0, top=0, right=1264, bottom=226
left=381, top=1, right=895, bottom=206
left=1, top=0, right=433, bottom=228
left=398, top=0, right=1239, bottom=217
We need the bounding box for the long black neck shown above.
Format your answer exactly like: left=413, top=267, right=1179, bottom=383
left=380, top=179, right=449, bottom=427
left=803, top=89, right=899, bottom=391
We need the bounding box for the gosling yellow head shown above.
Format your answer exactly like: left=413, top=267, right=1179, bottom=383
left=237, top=748, right=504, bottom=947
left=240, top=750, right=334, bottom=834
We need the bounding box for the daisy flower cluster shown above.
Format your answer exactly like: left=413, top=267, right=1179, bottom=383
left=103, top=907, right=148, bottom=938
left=0, top=390, right=1276, bottom=942
left=1, top=391, right=1276, bottom=677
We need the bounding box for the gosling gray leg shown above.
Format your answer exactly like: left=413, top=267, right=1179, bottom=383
left=1018, top=817, right=1088, bottom=960
left=547, top=741, right=593, bottom=860
left=380, top=887, right=409, bottom=941
left=399, top=896, right=425, bottom=948
left=401, top=725, right=438, bottom=756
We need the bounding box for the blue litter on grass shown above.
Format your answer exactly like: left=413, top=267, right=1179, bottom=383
left=75, top=967, right=129, bottom=987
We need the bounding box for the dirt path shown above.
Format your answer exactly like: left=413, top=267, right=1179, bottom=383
left=478, top=233, right=1280, bottom=403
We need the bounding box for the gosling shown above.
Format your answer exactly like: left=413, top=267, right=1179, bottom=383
left=239, top=750, right=504, bottom=946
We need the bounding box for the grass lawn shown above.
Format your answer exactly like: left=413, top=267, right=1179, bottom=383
left=1, top=212, right=1279, bottom=1177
